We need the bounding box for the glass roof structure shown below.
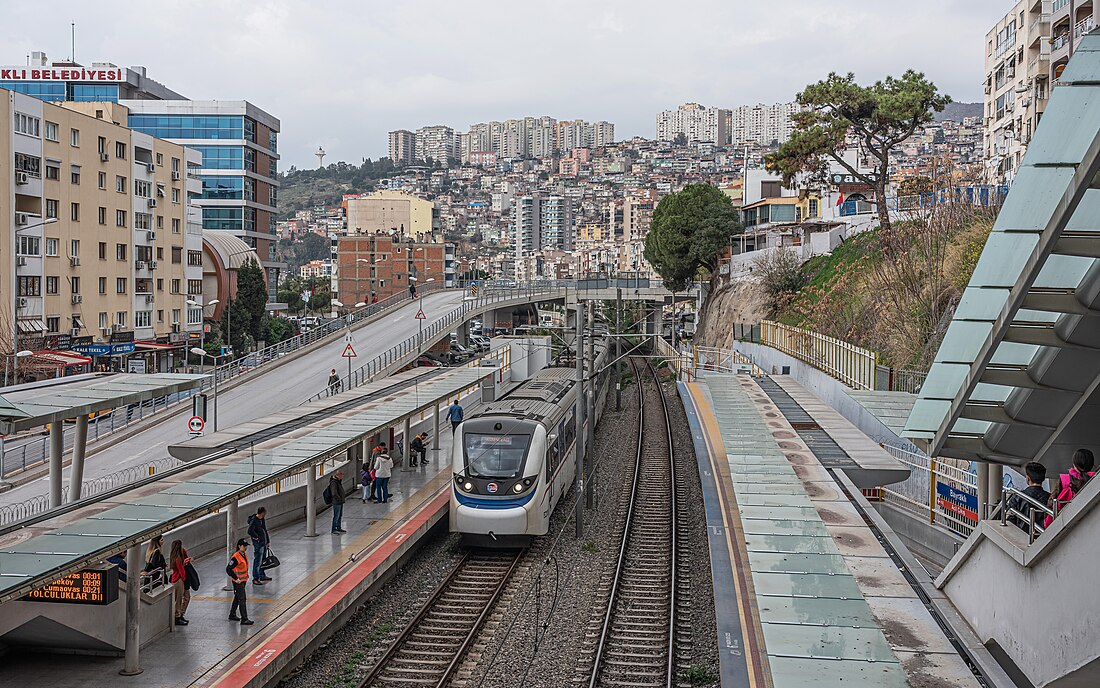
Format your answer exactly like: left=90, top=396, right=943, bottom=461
left=0, top=367, right=493, bottom=603
left=904, top=33, right=1100, bottom=471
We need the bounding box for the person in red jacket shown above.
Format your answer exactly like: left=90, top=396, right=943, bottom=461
left=169, top=539, right=192, bottom=626
left=226, top=539, right=254, bottom=625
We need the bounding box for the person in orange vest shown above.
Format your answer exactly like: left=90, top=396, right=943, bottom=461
left=226, top=539, right=255, bottom=626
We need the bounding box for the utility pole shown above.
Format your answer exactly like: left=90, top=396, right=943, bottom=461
left=615, top=288, right=622, bottom=411
left=586, top=302, right=595, bottom=510
left=574, top=301, right=585, bottom=539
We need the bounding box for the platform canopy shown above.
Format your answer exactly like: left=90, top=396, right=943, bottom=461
left=904, top=33, right=1100, bottom=472
left=0, top=373, right=207, bottom=434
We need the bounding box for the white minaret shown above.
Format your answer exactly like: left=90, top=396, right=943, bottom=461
left=316, top=146, right=326, bottom=168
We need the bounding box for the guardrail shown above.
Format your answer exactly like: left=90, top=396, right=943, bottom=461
left=760, top=320, right=878, bottom=391
left=879, top=443, right=978, bottom=539
left=652, top=341, right=762, bottom=381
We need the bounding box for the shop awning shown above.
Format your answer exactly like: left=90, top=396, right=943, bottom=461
left=134, top=341, right=178, bottom=351
left=16, top=319, right=46, bottom=334
left=29, top=350, right=93, bottom=367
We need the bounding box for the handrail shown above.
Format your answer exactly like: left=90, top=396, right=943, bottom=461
left=995, top=485, right=1054, bottom=545
left=760, top=320, right=878, bottom=390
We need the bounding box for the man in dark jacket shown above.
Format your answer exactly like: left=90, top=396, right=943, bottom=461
left=411, top=433, right=428, bottom=466
left=327, top=368, right=341, bottom=395
left=247, top=506, right=271, bottom=584
left=1007, top=462, right=1050, bottom=533
left=330, top=470, right=347, bottom=534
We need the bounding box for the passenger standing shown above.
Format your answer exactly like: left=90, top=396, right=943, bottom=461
left=1007, top=462, right=1050, bottom=532
left=169, top=540, right=192, bottom=626
left=328, top=368, right=341, bottom=395
left=367, top=442, right=388, bottom=502
left=447, top=399, right=464, bottom=434
left=1046, top=449, right=1096, bottom=527
left=330, top=470, right=347, bottom=533
left=374, top=452, right=394, bottom=503
left=143, top=535, right=167, bottom=589
left=226, top=539, right=254, bottom=625
left=247, top=507, right=272, bottom=585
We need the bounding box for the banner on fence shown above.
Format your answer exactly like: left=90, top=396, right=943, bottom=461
left=935, top=481, right=979, bottom=522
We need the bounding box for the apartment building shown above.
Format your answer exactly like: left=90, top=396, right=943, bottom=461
left=336, top=233, right=455, bottom=303
left=388, top=129, right=416, bottom=165
left=512, top=193, right=574, bottom=273
left=655, top=103, right=730, bottom=144
left=1051, top=0, right=1097, bottom=80
left=729, top=102, right=800, bottom=145
left=622, top=194, right=656, bottom=241
left=415, top=125, right=457, bottom=164
left=983, top=1, right=1053, bottom=184
left=461, top=116, right=615, bottom=161
left=3, top=89, right=203, bottom=372
left=345, top=190, right=439, bottom=242
left=557, top=119, right=615, bottom=152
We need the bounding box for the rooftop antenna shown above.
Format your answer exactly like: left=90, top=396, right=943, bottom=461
left=71, top=22, right=75, bottom=61
left=316, top=146, right=326, bottom=168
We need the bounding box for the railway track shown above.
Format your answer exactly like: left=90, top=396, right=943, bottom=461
left=359, top=548, right=523, bottom=688
left=589, top=358, right=678, bottom=688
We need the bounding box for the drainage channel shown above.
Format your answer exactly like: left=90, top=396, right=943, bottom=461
left=754, top=376, right=991, bottom=687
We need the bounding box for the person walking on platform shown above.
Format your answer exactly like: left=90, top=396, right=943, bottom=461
left=247, top=506, right=272, bottom=584
left=226, top=539, right=254, bottom=625
left=374, top=452, right=394, bottom=503
left=169, top=539, right=192, bottom=626
left=448, top=399, right=464, bottom=434
left=328, top=368, right=341, bottom=395
left=330, top=470, right=347, bottom=533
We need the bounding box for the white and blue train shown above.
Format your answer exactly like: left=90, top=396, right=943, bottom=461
left=450, top=339, right=610, bottom=546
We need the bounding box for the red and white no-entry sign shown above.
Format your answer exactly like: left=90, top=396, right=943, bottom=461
left=187, top=416, right=205, bottom=434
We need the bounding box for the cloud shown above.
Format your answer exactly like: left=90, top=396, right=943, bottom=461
left=0, top=0, right=1009, bottom=168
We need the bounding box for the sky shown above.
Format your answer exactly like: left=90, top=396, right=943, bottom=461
left=3, top=1, right=1009, bottom=169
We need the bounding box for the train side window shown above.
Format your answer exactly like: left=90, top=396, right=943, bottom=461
left=548, top=435, right=558, bottom=480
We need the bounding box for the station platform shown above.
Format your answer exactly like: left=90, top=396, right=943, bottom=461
left=680, top=374, right=982, bottom=688
left=0, top=421, right=459, bottom=688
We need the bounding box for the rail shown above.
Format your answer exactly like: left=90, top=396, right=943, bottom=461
left=879, top=443, right=979, bottom=539
left=760, top=320, right=878, bottom=390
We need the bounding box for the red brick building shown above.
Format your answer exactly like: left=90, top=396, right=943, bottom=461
left=337, top=233, right=450, bottom=303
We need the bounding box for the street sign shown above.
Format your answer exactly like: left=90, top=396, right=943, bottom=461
left=342, top=342, right=358, bottom=358
left=187, top=415, right=205, bottom=434
left=415, top=308, right=426, bottom=320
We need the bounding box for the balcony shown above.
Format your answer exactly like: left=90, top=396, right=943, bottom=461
left=1076, top=14, right=1096, bottom=38
left=1029, top=50, right=1052, bottom=75
left=1029, top=14, right=1052, bottom=45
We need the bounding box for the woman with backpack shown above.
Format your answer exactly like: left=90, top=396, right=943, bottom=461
left=143, top=535, right=167, bottom=590
left=1045, top=448, right=1096, bottom=528
left=169, top=539, right=192, bottom=626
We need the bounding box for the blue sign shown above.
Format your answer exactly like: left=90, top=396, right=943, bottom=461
left=73, top=343, right=135, bottom=356
left=936, top=481, right=979, bottom=521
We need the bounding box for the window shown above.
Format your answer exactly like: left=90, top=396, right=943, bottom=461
left=46, top=276, right=59, bottom=294
left=18, top=276, right=41, bottom=296
left=70, top=84, right=119, bottom=102
left=155, top=152, right=163, bottom=166
left=116, top=244, right=127, bottom=260
left=17, top=236, right=41, bottom=255
left=97, top=136, right=107, bottom=154
left=98, top=206, right=107, bottom=225
left=98, top=242, right=107, bottom=260
left=116, top=312, right=127, bottom=328
left=136, top=311, right=152, bottom=328
left=44, top=121, right=58, bottom=141
left=15, top=152, right=41, bottom=177
left=171, top=218, right=181, bottom=234
left=46, top=316, right=60, bottom=334
left=156, top=279, right=163, bottom=292
left=135, top=245, right=153, bottom=262
left=70, top=128, right=79, bottom=147
left=171, top=309, right=181, bottom=325
left=187, top=307, right=203, bottom=325
left=156, top=246, right=164, bottom=260
left=157, top=309, right=164, bottom=322
left=45, top=163, right=60, bottom=180
left=170, top=278, right=181, bottom=294
left=134, top=213, right=151, bottom=230
left=71, top=167, right=80, bottom=185
left=116, top=175, right=126, bottom=193
left=187, top=279, right=203, bottom=295
left=46, top=199, right=58, bottom=218
left=156, top=215, right=163, bottom=229
left=116, top=209, right=127, bottom=227
left=98, top=277, right=107, bottom=294
left=128, top=114, right=246, bottom=141
left=14, top=112, right=40, bottom=137
left=171, top=188, right=180, bottom=203
left=199, top=176, right=244, bottom=200
left=97, top=171, right=106, bottom=189
left=116, top=277, right=127, bottom=294
left=114, top=141, right=126, bottom=159
left=190, top=145, right=245, bottom=169
left=70, top=202, right=80, bottom=222
left=171, top=157, right=180, bottom=173
left=134, top=179, right=151, bottom=198
left=171, top=246, right=183, bottom=263
left=70, top=239, right=79, bottom=257
left=45, top=238, right=58, bottom=256
left=187, top=250, right=203, bottom=267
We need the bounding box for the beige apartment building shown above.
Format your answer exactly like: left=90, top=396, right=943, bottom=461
left=345, top=190, right=439, bottom=242
left=3, top=89, right=203, bottom=377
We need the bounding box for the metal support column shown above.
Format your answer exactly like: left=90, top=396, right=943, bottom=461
left=305, top=465, right=318, bottom=537
left=615, top=288, right=622, bottom=411
left=574, top=301, right=586, bottom=538
left=586, top=303, right=595, bottom=510
left=977, top=462, right=990, bottom=519
left=989, top=463, right=1004, bottom=511
left=402, top=417, right=412, bottom=470
left=69, top=414, right=89, bottom=501
left=49, top=422, right=63, bottom=508
left=119, top=544, right=143, bottom=675
left=432, top=402, right=441, bottom=456
left=223, top=499, right=238, bottom=590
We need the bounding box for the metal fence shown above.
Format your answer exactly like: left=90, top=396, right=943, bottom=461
left=760, top=320, right=878, bottom=390
left=880, top=443, right=979, bottom=539
left=653, top=341, right=761, bottom=381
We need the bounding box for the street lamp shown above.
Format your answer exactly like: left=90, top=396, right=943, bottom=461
left=190, top=347, right=226, bottom=432
left=8, top=217, right=58, bottom=387
left=186, top=298, right=219, bottom=370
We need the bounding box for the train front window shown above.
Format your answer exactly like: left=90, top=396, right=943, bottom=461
left=464, top=433, right=531, bottom=479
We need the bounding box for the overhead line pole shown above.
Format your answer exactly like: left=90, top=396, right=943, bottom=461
left=574, top=300, right=585, bottom=539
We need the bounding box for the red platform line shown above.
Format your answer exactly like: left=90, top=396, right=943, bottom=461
left=206, top=489, right=450, bottom=687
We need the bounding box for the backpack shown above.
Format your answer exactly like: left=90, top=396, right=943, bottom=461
left=322, top=484, right=333, bottom=505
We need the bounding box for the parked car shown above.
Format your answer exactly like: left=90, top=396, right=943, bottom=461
left=421, top=351, right=453, bottom=366
left=469, top=335, right=491, bottom=352
left=449, top=342, right=474, bottom=361
left=414, top=356, right=442, bottom=367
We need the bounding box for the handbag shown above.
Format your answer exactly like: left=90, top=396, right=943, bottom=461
left=262, top=548, right=281, bottom=570
left=184, top=562, right=201, bottom=591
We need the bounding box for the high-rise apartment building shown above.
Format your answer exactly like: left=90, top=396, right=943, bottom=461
left=389, top=129, right=416, bottom=165
left=415, top=125, right=457, bottom=164
left=983, top=1, right=1053, bottom=185
left=541, top=195, right=574, bottom=252
left=655, top=103, right=730, bottom=144
left=462, top=116, right=615, bottom=161
left=729, top=102, right=800, bottom=145
left=512, top=193, right=573, bottom=270
left=2, top=90, right=204, bottom=370
left=557, top=119, right=615, bottom=152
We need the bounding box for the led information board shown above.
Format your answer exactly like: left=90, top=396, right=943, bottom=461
left=22, top=567, right=120, bottom=605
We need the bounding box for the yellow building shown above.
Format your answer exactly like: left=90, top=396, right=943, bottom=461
left=345, top=190, right=438, bottom=242
left=2, top=89, right=203, bottom=377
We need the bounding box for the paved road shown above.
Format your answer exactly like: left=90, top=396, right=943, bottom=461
left=0, top=290, right=468, bottom=508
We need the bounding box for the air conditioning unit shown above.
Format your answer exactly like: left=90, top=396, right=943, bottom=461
left=171, top=322, right=181, bottom=333
left=14, top=212, right=29, bottom=225
left=17, top=297, right=28, bottom=308
left=146, top=163, right=155, bottom=173
left=102, top=326, right=112, bottom=335
left=16, top=256, right=28, bottom=267
left=147, top=198, right=157, bottom=208
left=15, top=171, right=29, bottom=185
left=144, top=294, right=155, bottom=303
left=146, top=231, right=156, bottom=241
left=71, top=295, right=83, bottom=304
left=171, top=171, right=181, bottom=181
left=135, top=260, right=147, bottom=270
left=70, top=256, right=81, bottom=267
left=70, top=327, right=81, bottom=336
left=100, top=152, right=110, bottom=162
left=149, top=260, right=158, bottom=270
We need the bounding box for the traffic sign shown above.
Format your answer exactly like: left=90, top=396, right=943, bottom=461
left=187, top=416, right=205, bottom=434
left=342, top=342, right=358, bottom=358
left=415, top=307, right=426, bottom=320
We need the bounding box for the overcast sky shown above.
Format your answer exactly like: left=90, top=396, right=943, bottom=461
left=4, top=1, right=1007, bottom=169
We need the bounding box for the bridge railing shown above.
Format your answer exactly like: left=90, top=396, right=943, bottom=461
left=879, top=443, right=979, bottom=539
left=760, top=320, right=878, bottom=391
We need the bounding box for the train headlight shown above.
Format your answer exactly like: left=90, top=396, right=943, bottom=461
left=463, top=481, right=474, bottom=492
left=512, top=483, right=525, bottom=493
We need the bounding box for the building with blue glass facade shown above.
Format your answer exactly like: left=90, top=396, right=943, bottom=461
left=0, top=52, right=184, bottom=102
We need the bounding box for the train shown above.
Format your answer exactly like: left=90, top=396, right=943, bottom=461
left=450, top=335, right=611, bottom=547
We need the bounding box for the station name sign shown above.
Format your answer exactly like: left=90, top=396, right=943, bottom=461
left=0, top=67, right=124, bottom=82
left=830, top=173, right=879, bottom=185
left=23, top=568, right=120, bottom=605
